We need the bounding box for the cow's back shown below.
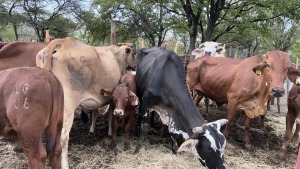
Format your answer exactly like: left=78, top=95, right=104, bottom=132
left=187, top=56, right=242, bottom=102
left=0, top=42, right=47, bottom=70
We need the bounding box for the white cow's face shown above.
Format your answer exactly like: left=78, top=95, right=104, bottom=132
left=192, top=41, right=222, bottom=59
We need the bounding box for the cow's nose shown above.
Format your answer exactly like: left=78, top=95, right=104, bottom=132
left=205, top=51, right=211, bottom=56
left=296, top=118, right=300, bottom=125
left=272, top=88, right=285, bottom=97
left=114, top=110, right=123, bottom=117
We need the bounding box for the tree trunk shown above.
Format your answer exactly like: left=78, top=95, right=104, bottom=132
left=13, top=24, right=18, bottom=41
left=110, top=20, right=116, bottom=45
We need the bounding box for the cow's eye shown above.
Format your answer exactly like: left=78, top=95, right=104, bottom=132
left=125, top=96, right=128, bottom=100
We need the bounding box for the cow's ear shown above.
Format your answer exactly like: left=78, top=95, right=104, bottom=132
left=178, top=139, right=198, bottom=154
left=208, top=119, right=228, bottom=131
left=129, top=91, right=139, bottom=106
left=100, top=88, right=113, bottom=96
left=288, top=95, right=298, bottom=101
left=125, top=47, right=132, bottom=54
left=191, top=48, right=204, bottom=58
left=287, top=66, right=300, bottom=85
left=252, top=61, right=269, bottom=75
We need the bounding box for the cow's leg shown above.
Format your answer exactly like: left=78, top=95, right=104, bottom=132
left=110, top=116, right=119, bottom=149
left=107, top=105, right=114, bottom=136
left=135, top=97, right=148, bottom=137
left=267, top=98, right=271, bottom=111
left=13, top=138, right=23, bottom=153
left=124, top=113, right=134, bottom=150
left=19, top=130, right=47, bottom=169
left=204, top=97, right=209, bottom=114
left=244, top=116, right=252, bottom=149
left=49, top=127, right=62, bottom=169
left=89, top=109, right=98, bottom=134
left=170, top=133, right=179, bottom=154
left=260, top=115, right=266, bottom=131
left=60, top=101, right=77, bottom=169
left=277, top=97, right=280, bottom=113
left=278, top=113, right=295, bottom=159
left=291, top=123, right=300, bottom=142
left=223, top=100, right=238, bottom=138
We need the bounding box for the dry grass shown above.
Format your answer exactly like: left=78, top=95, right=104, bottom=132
left=0, top=95, right=298, bottom=169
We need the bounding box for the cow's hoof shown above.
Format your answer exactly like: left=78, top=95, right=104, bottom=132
left=109, top=141, right=116, bottom=149
left=244, top=143, right=252, bottom=150
left=13, top=146, right=23, bottom=153
left=124, top=143, right=130, bottom=151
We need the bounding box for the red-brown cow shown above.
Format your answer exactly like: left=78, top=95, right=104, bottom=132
left=100, top=73, right=139, bottom=150
left=278, top=84, right=300, bottom=159
left=0, top=41, right=47, bottom=70
left=187, top=51, right=300, bottom=148
left=0, top=67, right=64, bottom=169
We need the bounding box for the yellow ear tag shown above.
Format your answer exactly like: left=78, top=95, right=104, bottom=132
left=103, top=92, right=110, bottom=96
left=256, top=70, right=262, bottom=75
left=296, top=78, right=299, bottom=85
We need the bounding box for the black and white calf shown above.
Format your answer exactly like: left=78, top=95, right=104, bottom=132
left=135, top=47, right=228, bottom=169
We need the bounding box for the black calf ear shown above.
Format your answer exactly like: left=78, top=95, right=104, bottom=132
left=177, top=139, right=198, bottom=154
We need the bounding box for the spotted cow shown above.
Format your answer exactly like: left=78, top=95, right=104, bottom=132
left=135, top=47, right=228, bottom=169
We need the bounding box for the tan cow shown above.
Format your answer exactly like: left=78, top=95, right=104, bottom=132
left=36, top=37, right=136, bottom=169
left=187, top=51, right=300, bottom=148
left=0, top=67, right=63, bottom=169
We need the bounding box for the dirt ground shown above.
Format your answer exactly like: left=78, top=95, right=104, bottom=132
left=0, top=95, right=298, bottom=169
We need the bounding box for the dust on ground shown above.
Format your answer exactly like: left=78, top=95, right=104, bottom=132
left=0, top=95, right=298, bottom=169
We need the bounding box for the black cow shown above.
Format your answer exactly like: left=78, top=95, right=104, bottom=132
left=135, top=47, right=228, bottom=169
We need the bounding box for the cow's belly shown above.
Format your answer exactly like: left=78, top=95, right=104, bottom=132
left=237, top=98, right=267, bottom=118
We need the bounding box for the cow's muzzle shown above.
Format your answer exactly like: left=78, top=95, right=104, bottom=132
left=114, top=109, right=124, bottom=117
left=272, top=88, right=285, bottom=97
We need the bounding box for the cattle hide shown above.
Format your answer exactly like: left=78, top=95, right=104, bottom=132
left=36, top=37, right=136, bottom=169
left=136, top=47, right=228, bottom=169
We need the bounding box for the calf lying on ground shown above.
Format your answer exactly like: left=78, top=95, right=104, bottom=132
left=278, top=84, right=300, bottom=159
left=100, top=73, right=139, bottom=150
left=0, top=67, right=64, bottom=169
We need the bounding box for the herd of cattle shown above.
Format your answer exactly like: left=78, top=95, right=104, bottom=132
left=0, top=38, right=299, bottom=169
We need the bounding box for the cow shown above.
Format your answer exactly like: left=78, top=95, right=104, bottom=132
left=36, top=37, right=136, bottom=169
left=186, top=51, right=300, bottom=148
left=278, top=84, right=300, bottom=159
left=192, top=41, right=226, bottom=59
left=100, top=73, right=139, bottom=150
left=135, top=47, right=228, bottom=169
left=0, top=67, right=63, bottom=169
left=0, top=41, right=47, bottom=70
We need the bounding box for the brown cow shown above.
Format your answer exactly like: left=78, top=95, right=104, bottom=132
left=187, top=51, right=300, bottom=148
left=278, top=84, right=300, bottom=159
left=0, top=41, right=47, bottom=70
left=100, top=73, right=138, bottom=150
left=0, top=67, right=64, bottom=169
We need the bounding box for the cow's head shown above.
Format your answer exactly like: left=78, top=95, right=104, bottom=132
left=192, top=42, right=224, bottom=59
left=117, top=43, right=136, bottom=70
left=178, top=119, right=228, bottom=169
left=252, top=51, right=300, bottom=97
left=100, top=83, right=139, bottom=117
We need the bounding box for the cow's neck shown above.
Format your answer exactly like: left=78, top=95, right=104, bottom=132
left=163, top=84, right=206, bottom=136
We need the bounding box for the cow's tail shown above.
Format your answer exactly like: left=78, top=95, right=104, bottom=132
left=36, top=38, right=64, bottom=71
left=45, top=74, right=64, bottom=157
